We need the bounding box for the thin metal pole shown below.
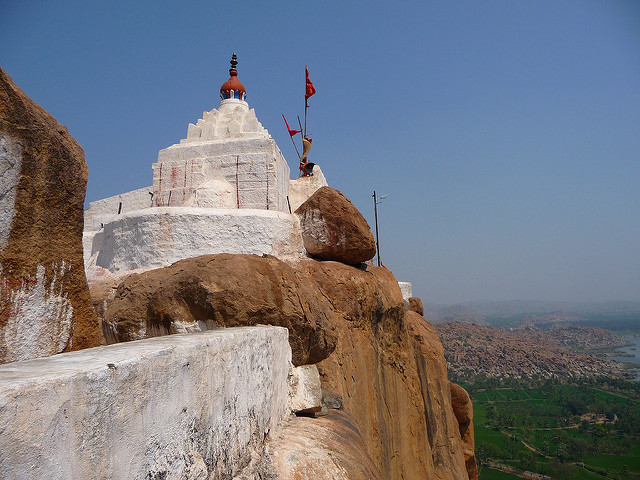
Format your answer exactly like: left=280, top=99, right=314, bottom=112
left=304, top=65, right=308, bottom=138
left=289, top=134, right=301, bottom=159
left=297, top=116, right=304, bottom=139
left=297, top=116, right=305, bottom=177
left=284, top=116, right=302, bottom=159
left=373, top=191, right=381, bottom=267
left=304, top=97, right=308, bottom=138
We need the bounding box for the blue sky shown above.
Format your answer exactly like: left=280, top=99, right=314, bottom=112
left=2, top=1, right=639, bottom=303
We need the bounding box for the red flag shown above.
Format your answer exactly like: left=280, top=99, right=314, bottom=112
left=282, top=115, right=301, bottom=136
left=305, top=66, right=316, bottom=99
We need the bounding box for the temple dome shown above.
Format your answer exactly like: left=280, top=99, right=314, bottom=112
left=220, top=52, right=246, bottom=101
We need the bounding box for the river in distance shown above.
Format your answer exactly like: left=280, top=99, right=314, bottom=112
left=611, top=335, right=640, bottom=381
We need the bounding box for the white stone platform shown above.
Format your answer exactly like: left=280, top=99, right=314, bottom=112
left=0, top=326, right=291, bottom=479
left=85, top=206, right=306, bottom=275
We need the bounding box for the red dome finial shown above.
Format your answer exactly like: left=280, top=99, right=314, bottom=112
left=220, top=52, right=246, bottom=101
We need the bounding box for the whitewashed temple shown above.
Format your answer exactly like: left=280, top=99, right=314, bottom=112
left=83, top=54, right=327, bottom=281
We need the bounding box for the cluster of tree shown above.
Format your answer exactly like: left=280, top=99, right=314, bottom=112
left=473, top=376, right=640, bottom=479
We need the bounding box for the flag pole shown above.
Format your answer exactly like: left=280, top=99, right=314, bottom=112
left=282, top=115, right=302, bottom=159
left=304, top=65, right=309, bottom=138
left=290, top=135, right=301, bottom=159
left=304, top=96, right=308, bottom=138
left=297, top=116, right=304, bottom=142
left=297, top=116, right=305, bottom=177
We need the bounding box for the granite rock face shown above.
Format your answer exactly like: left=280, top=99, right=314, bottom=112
left=97, top=253, right=475, bottom=478
left=306, top=261, right=475, bottom=480
left=295, top=186, right=376, bottom=265
left=450, top=382, right=478, bottom=480
left=0, top=67, right=101, bottom=363
left=266, top=410, right=382, bottom=480
left=102, top=253, right=337, bottom=366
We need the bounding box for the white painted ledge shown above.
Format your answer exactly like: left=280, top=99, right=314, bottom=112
left=0, top=326, right=291, bottom=480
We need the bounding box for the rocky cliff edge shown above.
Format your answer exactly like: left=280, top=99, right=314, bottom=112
left=98, top=253, right=477, bottom=479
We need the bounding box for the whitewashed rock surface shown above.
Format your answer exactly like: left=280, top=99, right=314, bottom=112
left=0, top=326, right=291, bottom=480
left=287, top=364, right=322, bottom=414
left=0, top=133, right=21, bottom=250
left=1, top=132, right=76, bottom=361
left=0, top=263, right=73, bottom=362
left=398, top=281, right=413, bottom=300
left=288, top=165, right=328, bottom=213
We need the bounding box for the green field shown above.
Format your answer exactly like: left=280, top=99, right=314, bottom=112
left=472, top=378, right=640, bottom=480
left=479, top=467, right=522, bottom=479
left=583, top=442, right=640, bottom=474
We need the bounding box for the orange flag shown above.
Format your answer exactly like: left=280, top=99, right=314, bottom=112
left=305, top=66, right=316, bottom=99
left=282, top=115, right=301, bottom=136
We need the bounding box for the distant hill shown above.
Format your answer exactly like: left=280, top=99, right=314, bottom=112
left=423, top=300, right=640, bottom=331
left=434, top=321, right=633, bottom=382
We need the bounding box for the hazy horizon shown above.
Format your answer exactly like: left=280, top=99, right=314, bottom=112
left=2, top=1, right=638, bottom=304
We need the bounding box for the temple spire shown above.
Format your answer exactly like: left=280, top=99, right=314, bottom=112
left=220, top=52, right=246, bottom=101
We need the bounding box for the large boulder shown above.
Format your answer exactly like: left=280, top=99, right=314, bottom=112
left=102, top=253, right=337, bottom=366
left=0, top=67, right=101, bottom=363
left=294, top=186, right=375, bottom=265
left=450, top=382, right=478, bottom=480
left=408, top=296, right=424, bottom=316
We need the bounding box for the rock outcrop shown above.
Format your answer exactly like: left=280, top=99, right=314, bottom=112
left=309, top=261, right=473, bottom=480
left=98, top=252, right=476, bottom=479
left=0, top=67, right=101, bottom=363
left=450, top=382, right=478, bottom=480
left=102, top=253, right=337, bottom=366
left=295, top=186, right=376, bottom=265
left=408, top=296, right=424, bottom=316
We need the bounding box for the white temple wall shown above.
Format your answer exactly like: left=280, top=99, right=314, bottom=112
left=398, top=281, right=413, bottom=300
left=84, top=186, right=153, bottom=232
left=182, top=101, right=266, bottom=143
left=86, top=207, right=305, bottom=275
left=0, top=326, right=291, bottom=480
left=152, top=138, right=290, bottom=213
left=274, top=141, right=291, bottom=212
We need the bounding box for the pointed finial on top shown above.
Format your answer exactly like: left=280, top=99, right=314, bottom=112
left=220, top=52, right=246, bottom=101
left=229, top=52, right=238, bottom=76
